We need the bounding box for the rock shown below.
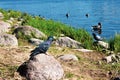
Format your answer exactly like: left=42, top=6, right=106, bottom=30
left=98, top=41, right=109, bottom=49
left=54, top=37, right=83, bottom=49
left=29, top=38, right=43, bottom=46
left=0, top=33, right=18, bottom=47
left=13, top=26, right=47, bottom=39
left=0, top=21, right=11, bottom=33
left=103, top=53, right=120, bottom=63
left=17, top=54, right=64, bottom=80
left=0, top=12, right=4, bottom=20
left=74, top=49, right=93, bottom=53
left=111, top=76, right=120, bottom=80
left=0, top=77, right=4, bottom=80
left=103, top=54, right=116, bottom=63
left=114, top=77, right=120, bottom=80
left=57, top=54, right=78, bottom=61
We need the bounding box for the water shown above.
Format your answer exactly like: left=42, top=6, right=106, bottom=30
left=0, top=0, right=120, bottom=39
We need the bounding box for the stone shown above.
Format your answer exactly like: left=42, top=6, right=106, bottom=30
left=74, top=49, right=93, bottom=53
left=57, top=54, right=78, bottom=61
left=17, top=54, right=64, bottom=80
left=29, top=38, right=43, bottom=46
left=0, top=33, right=18, bottom=47
left=54, top=37, right=83, bottom=49
left=13, top=26, right=47, bottom=39
left=103, top=53, right=120, bottom=63
left=103, top=54, right=116, bottom=63
left=98, top=41, right=109, bottom=49
left=0, top=21, right=11, bottom=33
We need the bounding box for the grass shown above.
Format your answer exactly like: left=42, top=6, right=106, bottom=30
left=109, top=33, right=120, bottom=53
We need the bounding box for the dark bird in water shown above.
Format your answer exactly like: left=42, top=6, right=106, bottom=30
left=66, top=13, right=69, bottom=18
left=85, top=13, right=89, bottom=18
left=92, top=22, right=102, bottom=34
left=30, top=36, right=54, bottom=57
left=92, top=33, right=103, bottom=41
left=92, top=22, right=102, bottom=31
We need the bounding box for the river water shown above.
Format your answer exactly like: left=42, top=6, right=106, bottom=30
left=0, top=0, right=120, bottom=39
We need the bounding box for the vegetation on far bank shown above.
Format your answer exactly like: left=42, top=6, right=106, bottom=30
left=0, top=8, right=120, bottom=52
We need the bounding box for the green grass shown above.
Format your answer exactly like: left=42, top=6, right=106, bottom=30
left=65, top=72, right=74, bottom=78
left=109, top=33, right=120, bottom=53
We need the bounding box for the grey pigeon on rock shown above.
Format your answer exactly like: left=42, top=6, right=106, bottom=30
left=30, top=36, right=54, bottom=57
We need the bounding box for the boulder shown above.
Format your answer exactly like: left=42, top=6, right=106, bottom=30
left=54, top=37, right=83, bottom=49
left=29, top=38, right=43, bottom=46
left=0, top=33, right=18, bottom=47
left=74, top=49, right=93, bottom=53
left=112, top=76, right=120, bottom=80
left=98, top=41, right=109, bottom=49
left=103, top=53, right=120, bottom=63
left=0, top=21, right=11, bottom=33
left=57, top=54, right=78, bottom=61
left=17, top=54, right=64, bottom=80
left=0, top=12, right=4, bottom=20
left=13, top=26, right=47, bottom=39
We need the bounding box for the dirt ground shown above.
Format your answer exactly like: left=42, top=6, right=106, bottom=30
left=0, top=46, right=119, bottom=80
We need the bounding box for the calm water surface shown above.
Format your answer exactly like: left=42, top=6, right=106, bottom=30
left=0, top=0, right=120, bottom=39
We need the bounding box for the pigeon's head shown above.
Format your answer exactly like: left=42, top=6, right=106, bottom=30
left=47, top=36, right=54, bottom=41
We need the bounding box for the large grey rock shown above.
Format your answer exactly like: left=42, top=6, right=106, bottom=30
left=0, top=33, right=18, bottom=47
left=57, top=54, right=78, bottom=61
left=55, top=37, right=83, bottom=49
left=0, top=21, right=11, bottom=33
left=0, top=12, right=4, bottom=20
left=17, top=54, right=64, bottom=80
left=13, top=26, right=47, bottom=39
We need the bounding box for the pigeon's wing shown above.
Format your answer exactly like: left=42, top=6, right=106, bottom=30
left=30, top=47, right=41, bottom=56
left=30, top=41, right=50, bottom=56
left=38, top=41, right=50, bottom=53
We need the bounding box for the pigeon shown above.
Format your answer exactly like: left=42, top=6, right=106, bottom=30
left=92, top=33, right=103, bottom=41
left=30, top=36, right=54, bottom=57
left=92, top=22, right=102, bottom=31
